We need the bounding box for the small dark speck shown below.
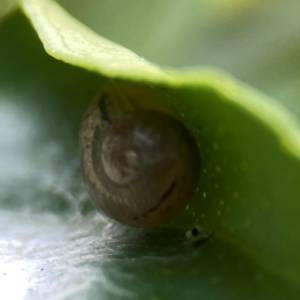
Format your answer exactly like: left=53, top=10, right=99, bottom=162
left=192, top=227, right=200, bottom=237
left=3, top=273, right=6, bottom=275
left=40, top=268, right=44, bottom=271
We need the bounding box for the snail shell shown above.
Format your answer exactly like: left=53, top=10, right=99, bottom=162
left=80, top=82, right=200, bottom=227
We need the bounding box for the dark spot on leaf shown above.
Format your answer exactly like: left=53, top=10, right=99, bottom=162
left=192, top=227, right=200, bottom=237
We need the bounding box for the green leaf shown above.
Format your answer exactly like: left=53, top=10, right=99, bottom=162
left=21, top=0, right=168, bottom=82
left=0, top=0, right=17, bottom=19
left=0, top=0, right=299, bottom=298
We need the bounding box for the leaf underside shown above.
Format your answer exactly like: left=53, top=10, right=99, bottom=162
left=1, top=0, right=299, bottom=298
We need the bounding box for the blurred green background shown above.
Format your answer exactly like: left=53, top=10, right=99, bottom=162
left=59, top=0, right=300, bottom=118
left=1, top=0, right=300, bottom=299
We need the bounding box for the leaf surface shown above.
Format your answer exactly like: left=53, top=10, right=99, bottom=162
left=0, top=1, right=300, bottom=298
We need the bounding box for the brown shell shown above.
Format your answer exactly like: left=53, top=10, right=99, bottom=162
left=80, top=82, right=200, bottom=227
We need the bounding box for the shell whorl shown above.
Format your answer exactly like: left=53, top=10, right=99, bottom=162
left=80, top=82, right=200, bottom=227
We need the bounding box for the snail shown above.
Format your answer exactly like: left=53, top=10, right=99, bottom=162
left=80, top=82, right=200, bottom=228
